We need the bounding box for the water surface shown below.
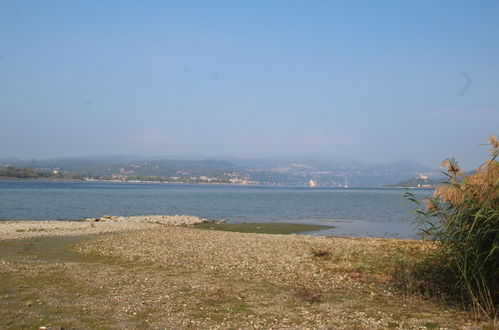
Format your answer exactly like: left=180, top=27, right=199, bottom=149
left=0, top=180, right=432, bottom=238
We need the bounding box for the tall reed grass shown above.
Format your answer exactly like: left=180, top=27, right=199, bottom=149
left=407, top=135, right=498, bottom=318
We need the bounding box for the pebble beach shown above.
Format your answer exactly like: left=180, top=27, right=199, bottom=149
left=0, top=216, right=488, bottom=329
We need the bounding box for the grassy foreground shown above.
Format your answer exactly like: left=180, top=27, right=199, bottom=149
left=0, top=225, right=494, bottom=329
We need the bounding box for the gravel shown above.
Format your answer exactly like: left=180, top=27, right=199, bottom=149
left=0, top=215, right=210, bottom=240
left=0, top=216, right=486, bottom=328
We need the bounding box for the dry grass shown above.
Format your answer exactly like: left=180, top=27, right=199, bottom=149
left=434, top=135, right=499, bottom=208
left=415, top=135, right=499, bottom=318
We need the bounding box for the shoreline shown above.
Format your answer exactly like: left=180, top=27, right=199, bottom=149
left=0, top=177, right=260, bottom=186
left=0, top=215, right=207, bottom=241
left=0, top=217, right=420, bottom=240
left=0, top=177, right=436, bottom=189
left=0, top=216, right=333, bottom=241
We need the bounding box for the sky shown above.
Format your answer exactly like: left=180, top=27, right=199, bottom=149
left=0, top=1, right=498, bottom=169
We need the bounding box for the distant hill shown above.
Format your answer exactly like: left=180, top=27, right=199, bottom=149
left=387, top=175, right=447, bottom=188
left=231, top=157, right=439, bottom=187
left=388, top=168, right=480, bottom=188
left=0, top=155, right=440, bottom=187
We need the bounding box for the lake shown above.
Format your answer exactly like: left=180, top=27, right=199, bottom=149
left=0, top=180, right=432, bottom=239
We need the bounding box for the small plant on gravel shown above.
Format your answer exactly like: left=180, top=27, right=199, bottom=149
left=310, top=247, right=332, bottom=258
left=404, top=135, right=498, bottom=318
left=294, top=287, right=323, bottom=303
left=205, top=285, right=237, bottom=304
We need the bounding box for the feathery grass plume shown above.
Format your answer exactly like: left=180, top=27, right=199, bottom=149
left=488, top=134, right=499, bottom=158
left=435, top=154, right=498, bottom=209
left=440, top=157, right=463, bottom=179
left=407, top=136, right=498, bottom=319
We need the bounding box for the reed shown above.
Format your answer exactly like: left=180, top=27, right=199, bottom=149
left=407, top=135, right=498, bottom=318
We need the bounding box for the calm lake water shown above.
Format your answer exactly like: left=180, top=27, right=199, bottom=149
left=0, top=180, right=432, bottom=239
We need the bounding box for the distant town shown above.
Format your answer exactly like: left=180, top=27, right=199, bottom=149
left=0, top=156, right=444, bottom=188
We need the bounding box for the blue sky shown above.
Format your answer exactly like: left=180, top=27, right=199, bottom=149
left=0, top=1, right=498, bottom=169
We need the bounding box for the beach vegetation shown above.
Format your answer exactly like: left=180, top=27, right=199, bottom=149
left=309, top=247, right=332, bottom=257
left=404, top=135, right=498, bottom=318
left=294, top=287, right=323, bottom=303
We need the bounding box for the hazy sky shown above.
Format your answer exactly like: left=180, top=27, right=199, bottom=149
left=1, top=1, right=498, bottom=169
